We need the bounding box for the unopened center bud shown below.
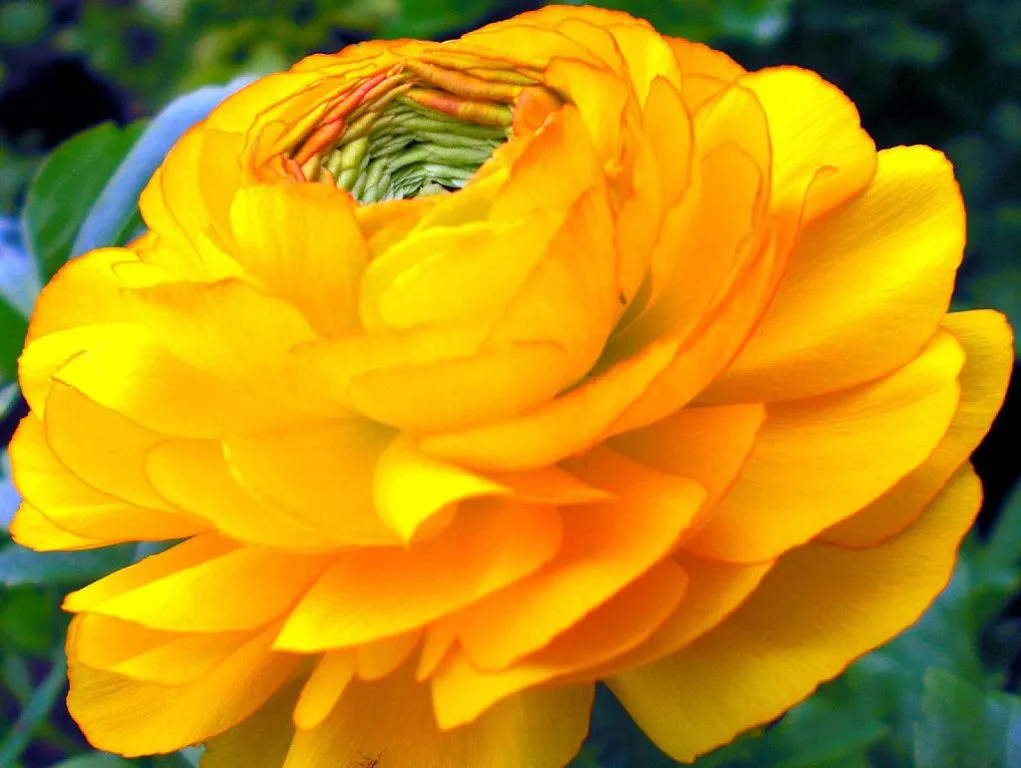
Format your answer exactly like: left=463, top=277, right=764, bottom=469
left=284, top=54, right=561, bottom=204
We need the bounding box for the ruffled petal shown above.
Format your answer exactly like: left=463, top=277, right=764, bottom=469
left=824, top=310, right=1013, bottom=547
left=610, top=465, right=981, bottom=763
left=683, top=330, right=964, bottom=562
left=705, top=146, right=965, bottom=402
left=280, top=663, right=593, bottom=768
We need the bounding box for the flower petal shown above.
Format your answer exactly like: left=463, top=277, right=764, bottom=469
left=229, top=183, right=368, bottom=336
left=281, top=663, right=593, bottom=768
left=739, top=66, right=877, bottom=222
left=431, top=559, right=685, bottom=728
left=274, top=500, right=562, bottom=652
left=824, top=310, right=1013, bottom=547
left=64, top=534, right=336, bottom=632
left=704, top=146, right=965, bottom=402
left=683, top=330, right=964, bottom=562
left=224, top=422, right=400, bottom=546
left=456, top=449, right=704, bottom=670
left=67, top=623, right=298, bottom=757
left=9, top=416, right=203, bottom=546
left=610, top=464, right=981, bottom=764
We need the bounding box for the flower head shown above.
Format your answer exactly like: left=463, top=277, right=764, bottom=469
left=9, top=5, right=1013, bottom=767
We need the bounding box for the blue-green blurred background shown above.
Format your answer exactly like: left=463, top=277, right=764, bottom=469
left=0, top=1, right=1019, bottom=767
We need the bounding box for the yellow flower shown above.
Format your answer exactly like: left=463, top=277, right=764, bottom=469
left=9, top=5, right=1013, bottom=766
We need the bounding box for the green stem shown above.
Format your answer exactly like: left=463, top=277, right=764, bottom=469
left=0, top=653, right=68, bottom=768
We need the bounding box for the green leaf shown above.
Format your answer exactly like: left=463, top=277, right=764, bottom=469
left=23, top=121, right=146, bottom=282
left=914, top=670, right=1021, bottom=768
left=0, top=541, right=134, bottom=587
left=0, top=295, right=27, bottom=381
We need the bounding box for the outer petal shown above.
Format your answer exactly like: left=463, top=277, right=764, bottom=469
left=610, top=465, right=981, bottom=763
left=281, top=663, right=593, bottom=768
left=63, top=535, right=336, bottom=633
left=739, top=66, right=877, bottom=222
left=704, top=146, right=965, bottom=402
left=824, top=310, right=1013, bottom=547
left=9, top=416, right=203, bottom=546
left=455, top=449, right=705, bottom=670
left=430, top=559, right=685, bottom=728
left=274, top=500, right=561, bottom=651
left=67, top=624, right=298, bottom=757
left=683, top=331, right=964, bottom=562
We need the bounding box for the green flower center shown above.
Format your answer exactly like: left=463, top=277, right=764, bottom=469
left=312, top=98, right=509, bottom=203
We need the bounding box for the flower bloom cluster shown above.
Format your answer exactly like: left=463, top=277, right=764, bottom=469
left=9, top=6, right=1012, bottom=767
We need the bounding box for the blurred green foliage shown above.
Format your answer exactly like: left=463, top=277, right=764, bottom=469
left=0, top=1, right=1019, bottom=767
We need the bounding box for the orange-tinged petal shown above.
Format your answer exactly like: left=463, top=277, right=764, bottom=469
left=610, top=465, right=981, bottom=763
left=609, top=403, right=766, bottom=507
left=67, top=624, right=299, bottom=757
left=349, top=342, right=571, bottom=433
left=144, top=438, right=343, bottom=551
left=224, top=422, right=399, bottom=546
left=544, top=57, right=626, bottom=160
left=356, top=631, right=422, bottom=681
left=669, top=38, right=745, bottom=81
left=703, top=146, right=965, bottom=402
left=281, top=663, right=593, bottom=768
left=683, top=331, right=964, bottom=562
left=824, top=310, right=1013, bottom=547
left=293, top=650, right=356, bottom=731
left=64, top=534, right=335, bottom=633
left=739, top=66, right=877, bottom=222
left=602, top=552, right=774, bottom=673
left=418, top=338, right=680, bottom=471
left=203, top=682, right=300, bottom=768
left=274, top=500, right=562, bottom=651
left=9, top=416, right=203, bottom=546
left=70, top=614, right=253, bottom=685
left=431, top=559, right=685, bottom=728
left=229, top=183, right=368, bottom=337
left=456, top=449, right=704, bottom=670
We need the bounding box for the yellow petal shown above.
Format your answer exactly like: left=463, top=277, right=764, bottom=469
left=705, top=146, right=965, bottom=402
left=684, top=331, right=964, bottom=562
left=431, top=559, right=685, bottom=728
left=274, top=500, right=561, bottom=651
left=8, top=503, right=107, bottom=551
left=71, top=614, right=253, bottom=685
left=64, top=534, right=335, bottom=632
left=43, top=383, right=175, bottom=511
left=9, top=415, right=203, bottom=545
left=224, top=422, right=399, bottom=546
left=610, top=402, right=765, bottom=508
left=229, top=183, right=368, bottom=336
left=824, top=310, right=1013, bottom=547
left=740, top=66, right=877, bottom=222
left=281, top=662, right=593, bottom=768
left=293, top=650, right=356, bottom=731
left=67, top=623, right=298, bottom=757
left=610, top=464, right=981, bottom=763
left=203, top=681, right=301, bottom=768
left=356, top=631, right=421, bottom=681
left=144, top=438, right=342, bottom=551
left=418, top=338, right=679, bottom=471
left=373, top=434, right=508, bottom=542
left=456, top=449, right=704, bottom=670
